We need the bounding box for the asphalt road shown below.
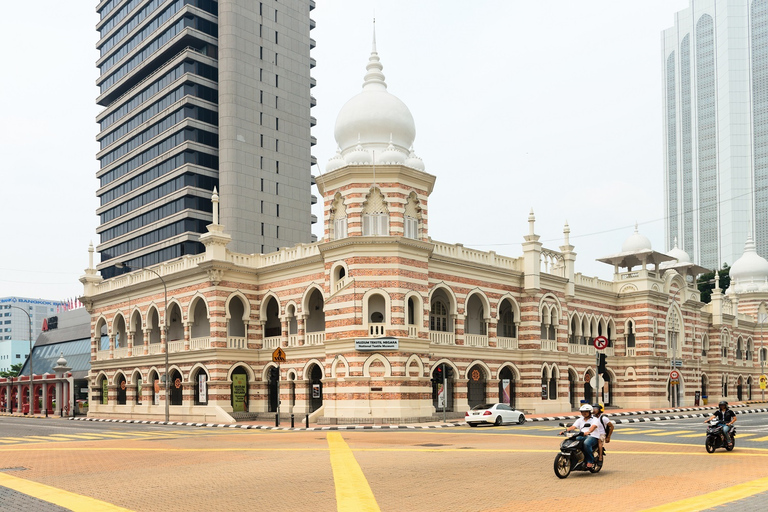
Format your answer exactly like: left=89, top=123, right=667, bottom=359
left=1, top=413, right=767, bottom=511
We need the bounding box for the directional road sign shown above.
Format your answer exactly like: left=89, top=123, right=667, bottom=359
left=593, top=336, right=608, bottom=350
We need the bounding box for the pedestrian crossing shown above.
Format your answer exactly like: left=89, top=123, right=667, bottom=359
left=490, top=424, right=768, bottom=444
left=0, top=429, right=240, bottom=445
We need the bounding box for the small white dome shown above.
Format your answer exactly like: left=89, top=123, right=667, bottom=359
left=667, top=237, right=691, bottom=263
left=377, top=137, right=406, bottom=164
left=621, top=224, right=652, bottom=253
left=325, top=148, right=345, bottom=172
left=333, top=31, right=417, bottom=161
left=405, top=147, right=425, bottom=171
left=344, top=142, right=373, bottom=164
left=730, top=235, right=768, bottom=293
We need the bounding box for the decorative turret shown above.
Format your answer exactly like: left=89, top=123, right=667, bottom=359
left=200, top=187, right=232, bottom=260
left=522, top=209, right=542, bottom=291
left=79, top=241, right=103, bottom=306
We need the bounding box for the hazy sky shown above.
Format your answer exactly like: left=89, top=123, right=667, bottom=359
left=0, top=0, right=689, bottom=300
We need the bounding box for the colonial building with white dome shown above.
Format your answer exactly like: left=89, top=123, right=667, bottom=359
left=78, top=38, right=767, bottom=423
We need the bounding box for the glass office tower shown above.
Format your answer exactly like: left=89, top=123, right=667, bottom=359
left=95, top=0, right=316, bottom=278
left=662, top=0, right=768, bottom=269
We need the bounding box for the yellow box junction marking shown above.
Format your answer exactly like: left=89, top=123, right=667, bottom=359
left=327, top=432, right=380, bottom=512
left=0, top=471, right=133, bottom=512
left=641, top=475, right=768, bottom=511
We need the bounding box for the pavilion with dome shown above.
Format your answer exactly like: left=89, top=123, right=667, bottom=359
left=75, top=36, right=768, bottom=423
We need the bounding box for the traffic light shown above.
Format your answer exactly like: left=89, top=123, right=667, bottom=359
left=445, top=366, right=454, bottom=379
left=269, top=366, right=279, bottom=381
left=597, top=354, right=607, bottom=376
left=433, top=366, right=444, bottom=383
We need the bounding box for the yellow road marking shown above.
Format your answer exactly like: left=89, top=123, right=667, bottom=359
left=640, top=475, right=768, bottom=511
left=750, top=435, right=768, bottom=442
left=647, top=431, right=695, bottom=436
left=735, top=433, right=757, bottom=438
left=676, top=433, right=704, bottom=438
left=0, top=471, right=133, bottom=512
left=327, top=433, right=380, bottom=512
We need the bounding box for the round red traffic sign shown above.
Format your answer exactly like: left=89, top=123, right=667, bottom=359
left=593, top=336, right=608, bottom=350
left=670, top=370, right=680, bottom=380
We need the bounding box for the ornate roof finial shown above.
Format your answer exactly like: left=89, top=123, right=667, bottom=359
left=528, top=208, right=536, bottom=236
left=563, top=221, right=570, bottom=245
left=88, top=241, right=94, bottom=270
left=211, top=187, right=220, bottom=225
left=363, top=19, right=386, bottom=90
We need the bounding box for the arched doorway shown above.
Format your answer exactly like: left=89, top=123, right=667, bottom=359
left=149, top=370, right=160, bottom=405
left=583, top=371, right=594, bottom=404
left=467, top=364, right=486, bottom=408
left=33, top=385, right=43, bottom=414
left=193, top=368, right=208, bottom=405
left=46, top=385, right=55, bottom=413
left=568, top=370, right=579, bottom=410
left=116, top=375, right=127, bottom=405
left=231, top=366, right=249, bottom=412
left=169, top=369, right=183, bottom=406
left=135, top=374, right=143, bottom=405
left=498, top=367, right=515, bottom=409
left=308, top=364, right=323, bottom=412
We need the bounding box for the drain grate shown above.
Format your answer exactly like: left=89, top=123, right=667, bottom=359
left=417, top=443, right=446, bottom=447
left=0, top=467, right=28, bottom=473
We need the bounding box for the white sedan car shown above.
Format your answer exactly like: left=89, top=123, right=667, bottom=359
left=465, top=403, right=526, bottom=427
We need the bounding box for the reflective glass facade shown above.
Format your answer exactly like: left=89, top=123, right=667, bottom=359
left=96, top=0, right=316, bottom=279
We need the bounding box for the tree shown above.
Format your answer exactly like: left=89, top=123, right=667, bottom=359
left=0, top=363, right=24, bottom=378
left=697, top=264, right=730, bottom=304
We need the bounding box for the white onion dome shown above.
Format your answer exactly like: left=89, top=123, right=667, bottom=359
left=325, top=147, right=346, bottom=172
left=667, top=237, right=691, bottom=263
left=729, top=235, right=768, bottom=293
left=621, top=223, right=652, bottom=253
left=405, top=146, right=425, bottom=171
left=377, top=136, right=407, bottom=164
left=334, top=28, right=418, bottom=166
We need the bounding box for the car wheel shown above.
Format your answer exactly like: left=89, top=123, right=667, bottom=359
left=469, top=423, right=478, bottom=427
left=494, top=415, right=503, bottom=426
left=554, top=454, right=571, bottom=479
left=705, top=437, right=716, bottom=453
left=518, top=414, right=526, bottom=425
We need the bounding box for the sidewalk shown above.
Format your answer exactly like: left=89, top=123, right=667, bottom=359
left=63, top=400, right=768, bottom=431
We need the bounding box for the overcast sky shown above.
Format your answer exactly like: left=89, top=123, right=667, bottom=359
left=0, top=0, right=689, bottom=301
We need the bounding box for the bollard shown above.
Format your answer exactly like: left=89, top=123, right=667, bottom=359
left=275, top=412, right=279, bottom=427
left=305, top=414, right=309, bottom=428
left=291, top=413, right=294, bottom=428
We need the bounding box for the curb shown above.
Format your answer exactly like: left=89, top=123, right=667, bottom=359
left=66, top=404, right=768, bottom=431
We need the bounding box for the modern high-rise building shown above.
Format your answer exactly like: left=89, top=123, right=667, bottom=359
left=0, top=297, right=66, bottom=342
left=662, top=0, right=768, bottom=270
left=95, top=0, right=317, bottom=278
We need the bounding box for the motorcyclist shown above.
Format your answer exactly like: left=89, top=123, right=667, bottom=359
left=560, top=403, right=600, bottom=468
left=705, top=400, right=736, bottom=447
left=592, top=403, right=613, bottom=462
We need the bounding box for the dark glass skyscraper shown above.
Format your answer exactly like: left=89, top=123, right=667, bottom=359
left=95, top=0, right=316, bottom=278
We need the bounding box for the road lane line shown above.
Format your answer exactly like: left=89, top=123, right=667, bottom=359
left=640, top=475, right=768, bottom=512
left=326, top=432, right=380, bottom=512
left=676, top=433, right=704, bottom=438
left=0, top=471, right=133, bottom=512
left=749, top=435, right=768, bottom=442
left=647, top=431, right=695, bottom=436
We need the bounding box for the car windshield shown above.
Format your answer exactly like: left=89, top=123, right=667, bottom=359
left=471, top=404, right=495, bottom=411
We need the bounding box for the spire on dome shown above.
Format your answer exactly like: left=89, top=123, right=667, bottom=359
left=364, top=19, right=386, bottom=90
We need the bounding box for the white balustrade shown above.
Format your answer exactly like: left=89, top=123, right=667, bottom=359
left=430, top=331, right=455, bottom=345
left=369, top=324, right=386, bottom=337
left=187, top=337, right=209, bottom=350
left=306, top=332, right=325, bottom=345
left=288, top=334, right=299, bottom=347
left=263, top=336, right=281, bottom=349
left=226, top=337, right=247, bottom=349
left=626, top=347, right=636, bottom=357
left=465, top=334, right=489, bottom=347
left=408, top=326, right=418, bottom=338
left=541, top=339, right=558, bottom=352
left=96, top=350, right=109, bottom=361
left=497, top=337, right=518, bottom=350
left=167, top=340, right=184, bottom=353
left=148, top=343, right=163, bottom=355
left=113, top=347, right=130, bottom=359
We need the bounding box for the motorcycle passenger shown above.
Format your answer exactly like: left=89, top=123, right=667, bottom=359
left=592, top=403, right=613, bottom=462
left=705, top=400, right=736, bottom=447
left=560, top=404, right=600, bottom=468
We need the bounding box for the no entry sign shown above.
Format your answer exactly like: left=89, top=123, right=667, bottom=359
left=593, top=336, right=608, bottom=350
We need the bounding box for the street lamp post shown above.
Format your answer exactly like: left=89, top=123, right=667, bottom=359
left=757, top=301, right=767, bottom=402
left=117, top=263, right=169, bottom=422
left=10, top=306, right=33, bottom=415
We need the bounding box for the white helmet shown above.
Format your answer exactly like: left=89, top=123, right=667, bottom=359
left=579, top=404, right=593, bottom=413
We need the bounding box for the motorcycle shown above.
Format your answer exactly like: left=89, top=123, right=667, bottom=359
left=705, top=419, right=736, bottom=453
left=554, top=422, right=604, bottom=479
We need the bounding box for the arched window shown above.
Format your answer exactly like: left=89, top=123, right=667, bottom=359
left=404, top=192, right=422, bottom=239
left=149, top=370, right=159, bottom=405
left=499, top=301, right=516, bottom=338
left=135, top=373, right=142, bottom=405
left=627, top=320, right=636, bottom=348
left=569, top=316, right=578, bottom=344
left=362, top=187, right=389, bottom=236
left=330, top=192, right=347, bottom=240
left=736, top=337, right=743, bottom=360
left=430, top=300, right=449, bottom=332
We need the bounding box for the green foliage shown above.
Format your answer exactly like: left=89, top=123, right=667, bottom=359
left=697, top=264, right=730, bottom=304
left=0, top=363, right=24, bottom=378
